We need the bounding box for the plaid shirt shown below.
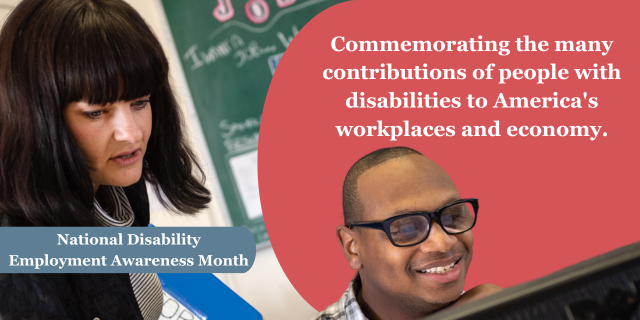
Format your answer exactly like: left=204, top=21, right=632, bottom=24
left=312, top=273, right=367, bottom=320
left=312, top=273, right=466, bottom=320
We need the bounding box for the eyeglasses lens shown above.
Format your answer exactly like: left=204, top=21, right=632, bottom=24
left=389, top=216, right=428, bottom=246
left=440, top=202, right=476, bottom=233
left=389, top=202, right=476, bottom=246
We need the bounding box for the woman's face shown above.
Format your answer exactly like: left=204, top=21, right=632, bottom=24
left=63, top=96, right=152, bottom=194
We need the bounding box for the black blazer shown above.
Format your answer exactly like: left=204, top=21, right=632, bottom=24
left=0, top=179, right=150, bottom=320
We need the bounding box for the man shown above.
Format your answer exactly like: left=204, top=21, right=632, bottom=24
left=315, top=147, right=501, bottom=320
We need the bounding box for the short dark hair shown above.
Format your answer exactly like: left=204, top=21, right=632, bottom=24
left=343, top=147, right=422, bottom=224
left=0, top=0, right=210, bottom=226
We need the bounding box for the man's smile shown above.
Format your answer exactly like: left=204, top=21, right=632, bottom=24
left=410, top=251, right=466, bottom=284
left=415, top=257, right=463, bottom=284
left=418, top=257, right=462, bottom=274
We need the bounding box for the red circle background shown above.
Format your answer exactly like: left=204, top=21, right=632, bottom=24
left=258, top=0, right=640, bottom=311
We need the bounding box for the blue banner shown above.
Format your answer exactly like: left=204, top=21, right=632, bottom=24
left=0, top=227, right=256, bottom=273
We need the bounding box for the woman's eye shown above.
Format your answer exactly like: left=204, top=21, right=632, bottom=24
left=132, top=100, right=150, bottom=108
left=84, top=110, right=104, bottom=118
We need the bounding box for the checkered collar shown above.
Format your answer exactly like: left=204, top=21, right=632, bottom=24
left=313, top=272, right=466, bottom=320
left=313, top=273, right=367, bottom=320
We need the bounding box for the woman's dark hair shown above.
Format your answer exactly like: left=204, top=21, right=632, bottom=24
left=0, top=0, right=211, bottom=226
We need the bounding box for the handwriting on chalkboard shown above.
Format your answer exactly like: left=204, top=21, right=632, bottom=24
left=233, top=41, right=277, bottom=68
left=220, top=117, right=261, bottom=153
left=183, top=34, right=277, bottom=70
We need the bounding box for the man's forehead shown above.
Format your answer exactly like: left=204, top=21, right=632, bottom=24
left=357, top=155, right=459, bottom=220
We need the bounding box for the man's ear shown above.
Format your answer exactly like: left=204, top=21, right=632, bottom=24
left=336, top=225, right=363, bottom=270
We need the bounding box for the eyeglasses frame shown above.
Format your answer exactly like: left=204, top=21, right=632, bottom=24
left=347, top=198, right=479, bottom=247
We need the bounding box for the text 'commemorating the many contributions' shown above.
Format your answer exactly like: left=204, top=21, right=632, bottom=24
left=322, top=36, right=621, bottom=141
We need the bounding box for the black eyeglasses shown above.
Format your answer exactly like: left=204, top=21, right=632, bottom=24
left=347, top=198, right=478, bottom=247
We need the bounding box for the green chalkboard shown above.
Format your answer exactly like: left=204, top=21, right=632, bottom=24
left=161, top=0, right=344, bottom=244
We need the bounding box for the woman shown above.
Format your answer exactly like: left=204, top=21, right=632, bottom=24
left=0, top=0, right=211, bottom=318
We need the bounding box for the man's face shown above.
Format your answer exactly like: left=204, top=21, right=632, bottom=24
left=355, top=155, right=473, bottom=305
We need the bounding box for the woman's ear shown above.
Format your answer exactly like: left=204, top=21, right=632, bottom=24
left=336, top=225, right=363, bottom=270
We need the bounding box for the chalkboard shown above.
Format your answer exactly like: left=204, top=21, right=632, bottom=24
left=161, top=0, right=344, bottom=244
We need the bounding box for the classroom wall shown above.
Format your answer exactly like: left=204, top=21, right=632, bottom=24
left=0, top=0, right=318, bottom=319
left=0, top=0, right=14, bottom=24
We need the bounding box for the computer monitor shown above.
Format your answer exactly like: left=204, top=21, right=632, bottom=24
left=424, top=241, right=640, bottom=320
